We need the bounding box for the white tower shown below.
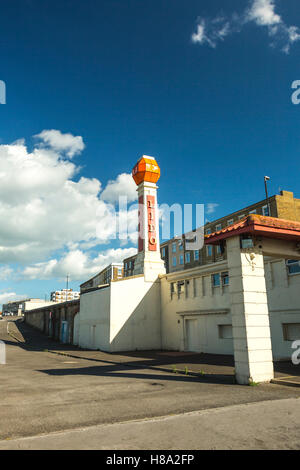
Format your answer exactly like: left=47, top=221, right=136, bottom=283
left=132, top=155, right=166, bottom=281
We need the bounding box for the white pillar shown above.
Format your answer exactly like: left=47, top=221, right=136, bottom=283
left=133, top=181, right=166, bottom=281
left=227, top=236, right=274, bottom=384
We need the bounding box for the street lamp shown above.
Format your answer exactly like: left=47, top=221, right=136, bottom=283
left=264, top=176, right=271, bottom=216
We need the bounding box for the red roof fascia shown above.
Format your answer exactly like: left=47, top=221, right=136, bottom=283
left=205, top=215, right=300, bottom=245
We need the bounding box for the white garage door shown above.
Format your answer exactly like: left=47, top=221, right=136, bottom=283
left=186, top=319, right=200, bottom=352
left=186, top=317, right=207, bottom=353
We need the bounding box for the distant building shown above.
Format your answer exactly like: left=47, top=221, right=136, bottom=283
left=80, top=264, right=124, bottom=293
left=50, top=289, right=80, bottom=303
left=123, top=255, right=137, bottom=278
left=160, top=190, right=300, bottom=274
left=2, top=299, right=56, bottom=316
left=122, top=190, right=300, bottom=277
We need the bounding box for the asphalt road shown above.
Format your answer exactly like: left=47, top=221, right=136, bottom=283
left=0, top=398, right=299, bottom=450
left=0, top=318, right=299, bottom=449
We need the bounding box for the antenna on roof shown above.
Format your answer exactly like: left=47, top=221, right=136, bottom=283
left=264, top=176, right=271, bottom=217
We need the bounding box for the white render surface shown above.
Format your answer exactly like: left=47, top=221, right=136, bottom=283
left=77, top=253, right=300, bottom=365
left=133, top=181, right=166, bottom=281
left=24, top=300, right=57, bottom=311
left=227, top=236, right=274, bottom=385
left=78, top=276, right=162, bottom=352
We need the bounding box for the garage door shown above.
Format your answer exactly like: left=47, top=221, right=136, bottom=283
left=186, top=317, right=207, bottom=353
left=186, top=319, right=200, bottom=352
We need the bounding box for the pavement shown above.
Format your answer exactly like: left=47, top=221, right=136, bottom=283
left=0, top=398, right=299, bottom=450
left=0, top=317, right=300, bottom=449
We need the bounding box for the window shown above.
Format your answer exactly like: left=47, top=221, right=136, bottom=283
left=282, top=323, right=300, bottom=341
left=177, top=280, right=185, bottom=295
left=215, top=224, right=222, bottom=232
left=179, top=242, right=184, bottom=251
left=206, top=245, right=212, bottom=257
left=206, top=228, right=212, bottom=235
left=170, top=282, right=176, bottom=296
left=179, top=255, right=184, bottom=265
left=238, top=214, right=245, bottom=220
left=172, top=257, right=177, bottom=267
left=221, top=272, right=229, bottom=286
left=227, top=219, right=234, bottom=226
left=194, top=250, right=199, bottom=261
left=286, top=260, right=300, bottom=275
left=249, top=209, right=257, bottom=214
left=212, top=273, right=220, bottom=287
left=172, top=242, right=177, bottom=253
left=262, top=205, right=269, bottom=216
left=161, top=247, right=166, bottom=258
left=216, top=245, right=222, bottom=255
left=218, top=325, right=233, bottom=339
left=185, top=252, right=191, bottom=263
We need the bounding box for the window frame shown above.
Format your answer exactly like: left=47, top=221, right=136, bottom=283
left=286, top=259, right=300, bottom=276
left=262, top=205, right=270, bottom=217
left=212, top=273, right=221, bottom=287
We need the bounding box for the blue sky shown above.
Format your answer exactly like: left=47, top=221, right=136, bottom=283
left=0, top=0, right=300, bottom=304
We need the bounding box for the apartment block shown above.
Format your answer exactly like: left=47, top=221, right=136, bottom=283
left=80, top=263, right=124, bottom=293
left=161, top=190, right=300, bottom=273
left=51, top=289, right=80, bottom=303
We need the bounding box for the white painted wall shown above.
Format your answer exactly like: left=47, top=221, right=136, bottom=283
left=76, top=257, right=300, bottom=360
left=265, top=259, right=300, bottom=359
left=160, top=262, right=233, bottom=355
left=110, top=276, right=162, bottom=351
left=78, top=276, right=162, bottom=352
left=25, top=300, right=56, bottom=311
left=160, top=258, right=300, bottom=360
left=73, top=313, right=80, bottom=346
left=78, top=287, right=111, bottom=350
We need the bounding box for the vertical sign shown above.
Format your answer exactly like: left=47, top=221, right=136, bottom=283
left=147, top=195, right=157, bottom=251
left=138, top=195, right=144, bottom=252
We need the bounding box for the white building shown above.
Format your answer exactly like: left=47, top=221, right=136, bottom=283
left=2, top=299, right=56, bottom=316
left=74, top=156, right=300, bottom=385
left=51, top=289, right=80, bottom=303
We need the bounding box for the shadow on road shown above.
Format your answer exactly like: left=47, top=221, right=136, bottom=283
left=5, top=318, right=300, bottom=384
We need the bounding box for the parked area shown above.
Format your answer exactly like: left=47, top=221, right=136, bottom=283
left=0, top=318, right=299, bottom=449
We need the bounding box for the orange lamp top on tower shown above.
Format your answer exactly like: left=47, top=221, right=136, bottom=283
left=132, top=155, right=160, bottom=186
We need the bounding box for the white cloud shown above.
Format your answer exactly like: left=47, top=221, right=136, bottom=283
left=191, top=0, right=300, bottom=53
left=0, top=292, right=28, bottom=306
left=101, top=173, right=137, bottom=204
left=191, top=17, right=235, bottom=48
left=0, top=133, right=138, bottom=267
left=22, top=247, right=137, bottom=281
left=35, top=129, right=85, bottom=158
left=247, top=0, right=281, bottom=26
left=0, top=266, right=13, bottom=280
left=206, top=203, right=219, bottom=215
